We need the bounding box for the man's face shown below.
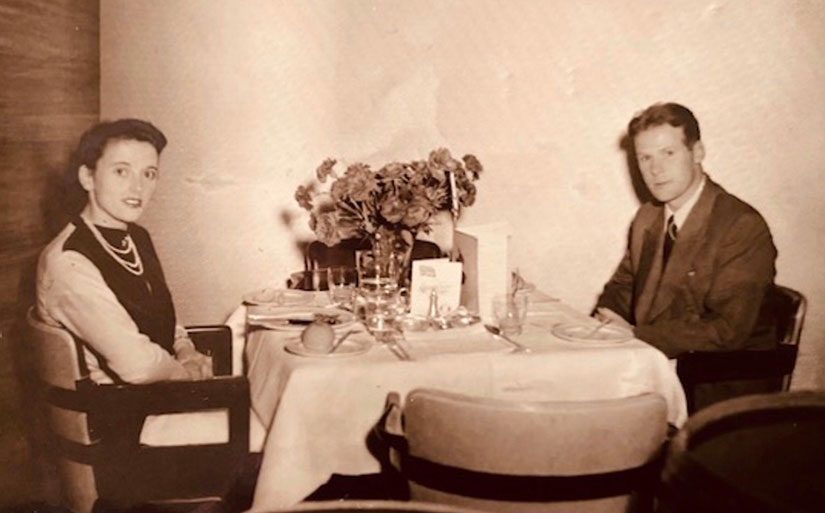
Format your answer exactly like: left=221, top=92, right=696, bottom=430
left=634, top=124, right=705, bottom=211
left=79, top=139, right=160, bottom=228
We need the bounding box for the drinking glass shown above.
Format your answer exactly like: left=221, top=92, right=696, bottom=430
left=327, top=266, right=357, bottom=309
left=360, top=285, right=407, bottom=335
left=492, top=293, right=529, bottom=337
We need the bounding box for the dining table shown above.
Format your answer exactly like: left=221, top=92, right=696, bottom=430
left=225, top=290, right=688, bottom=512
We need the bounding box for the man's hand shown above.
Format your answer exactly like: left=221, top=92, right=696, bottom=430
left=594, top=307, right=634, bottom=331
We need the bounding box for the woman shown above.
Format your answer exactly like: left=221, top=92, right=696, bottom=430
left=37, top=119, right=212, bottom=384
left=36, top=119, right=262, bottom=449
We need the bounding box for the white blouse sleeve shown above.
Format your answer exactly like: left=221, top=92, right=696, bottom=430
left=40, top=250, right=186, bottom=383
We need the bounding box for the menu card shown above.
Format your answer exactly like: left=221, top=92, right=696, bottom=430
left=453, top=222, right=510, bottom=322
left=409, top=259, right=463, bottom=317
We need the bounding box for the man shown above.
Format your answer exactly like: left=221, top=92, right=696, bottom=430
left=596, top=102, right=778, bottom=364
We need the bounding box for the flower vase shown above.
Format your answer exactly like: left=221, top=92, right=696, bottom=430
left=368, top=228, right=414, bottom=289
left=355, top=229, right=414, bottom=337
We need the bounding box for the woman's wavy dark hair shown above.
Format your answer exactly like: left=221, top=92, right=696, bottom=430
left=60, top=119, right=167, bottom=218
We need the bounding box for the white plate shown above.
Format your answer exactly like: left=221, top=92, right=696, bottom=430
left=284, top=337, right=372, bottom=358
left=551, top=322, right=633, bottom=346
left=243, top=288, right=314, bottom=306
left=248, top=307, right=356, bottom=332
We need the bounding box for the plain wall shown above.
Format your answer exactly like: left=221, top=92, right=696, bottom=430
left=100, top=0, right=825, bottom=388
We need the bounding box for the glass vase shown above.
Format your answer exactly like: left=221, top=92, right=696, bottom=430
left=355, top=228, right=414, bottom=336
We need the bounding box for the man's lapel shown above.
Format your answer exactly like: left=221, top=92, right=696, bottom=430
left=645, top=180, right=721, bottom=323
left=634, top=215, right=664, bottom=325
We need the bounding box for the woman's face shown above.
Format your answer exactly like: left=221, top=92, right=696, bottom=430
left=79, top=139, right=160, bottom=228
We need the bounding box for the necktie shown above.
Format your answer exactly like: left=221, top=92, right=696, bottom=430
left=663, top=215, right=677, bottom=266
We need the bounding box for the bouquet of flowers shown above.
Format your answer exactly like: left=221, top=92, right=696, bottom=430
left=295, top=148, right=483, bottom=251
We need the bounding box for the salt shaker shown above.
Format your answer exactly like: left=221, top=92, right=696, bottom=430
left=426, top=289, right=439, bottom=320
left=427, top=289, right=449, bottom=329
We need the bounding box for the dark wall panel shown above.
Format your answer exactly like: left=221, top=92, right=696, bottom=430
left=0, top=0, right=99, bottom=505
left=0, top=0, right=98, bottom=327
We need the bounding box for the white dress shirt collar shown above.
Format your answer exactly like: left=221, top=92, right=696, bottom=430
left=665, top=173, right=706, bottom=230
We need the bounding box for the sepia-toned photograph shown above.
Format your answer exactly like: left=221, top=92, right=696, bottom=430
left=1, top=1, right=824, bottom=512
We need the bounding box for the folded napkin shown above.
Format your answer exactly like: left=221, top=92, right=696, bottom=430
left=402, top=323, right=507, bottom=358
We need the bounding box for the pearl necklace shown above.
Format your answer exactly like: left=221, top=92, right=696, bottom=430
left=83, top=217, right=144, bottom=276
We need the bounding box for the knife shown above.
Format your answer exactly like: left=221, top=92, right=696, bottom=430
left=328, top=329, right=355, bottom=353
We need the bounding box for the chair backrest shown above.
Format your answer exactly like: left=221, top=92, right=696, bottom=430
left=27, top=307, right=98, bottom=513
left=27, top=307, right=87, bottom=390
left=281, top=499, right=487, bottom=513
left=26, top=308, right=251, bottom=513
left=770, top=285, right=806, bottom=346
left=676, top=284, right=807, bottom=412
left=661, top=391, right=825, bottom=513
left=400, top=389, right=668, bottom=513
left=305, top=238, right=443, bottom=272
left=771, top=285, right=806, bottom=390
left=306, top=238, right=370, bottom=270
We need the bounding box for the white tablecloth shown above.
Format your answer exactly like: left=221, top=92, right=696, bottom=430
left=231, top=298, right=687, bottom=512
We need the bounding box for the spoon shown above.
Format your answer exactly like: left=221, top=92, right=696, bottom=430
left=484, top=324, right=531, bottom=353
left=328, top=329, right=355, bottom=354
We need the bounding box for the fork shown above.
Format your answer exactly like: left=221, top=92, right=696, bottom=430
left=584, top=318, right=612, bottom=339
left=387, top=332, right=413, bottom=361
left=484, top=324, right=532, bottom=353
left=374, top=331, right=413, bottom=361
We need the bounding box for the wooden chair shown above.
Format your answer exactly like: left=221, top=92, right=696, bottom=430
left=26, top=308, right=250, bottom=513
left=303, top=238, right=443, bottom=273
left=660, top=391, right=825, bottom=513
left=280, top=499, right=486, bottom=513
left=378, top=389, right=668, bottom=513
left=676, top=284, right=806, bottom=413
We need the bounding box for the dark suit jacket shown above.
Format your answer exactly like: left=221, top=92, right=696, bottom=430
left=597, top=176, right=777, bottom=358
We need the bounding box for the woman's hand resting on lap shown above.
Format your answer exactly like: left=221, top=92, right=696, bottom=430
left=174, top=347, right=214, bottom=380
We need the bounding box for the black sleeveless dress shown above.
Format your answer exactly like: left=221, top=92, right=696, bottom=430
left=63, top=216, right=177, bottom=355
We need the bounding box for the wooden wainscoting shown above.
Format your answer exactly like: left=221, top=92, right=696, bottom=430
left=0, top=0, right=99, bottom=507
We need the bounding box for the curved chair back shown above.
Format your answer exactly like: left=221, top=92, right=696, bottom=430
left=304, top=239, right=443, bottom=274
left=661, top=391, right=825, bottom=513
left=27, top=308, right=98, bottom=513
left=676, top=284, right=807, bottom=413
left=772, top=284, right=806, bottom=390
left=773, top=284, right=806, bottom=346
left=281, top=499, right=486, bottom=513
left=28, top=308, right=87, bottom=389
left=399, top=389, right=668, bottom=513
left=26, top=307, right=250, bottom=513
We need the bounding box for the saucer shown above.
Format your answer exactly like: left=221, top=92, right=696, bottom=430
left=551, top=322, right=633, bottom=346
left=243, top=288, right=314, bottom=306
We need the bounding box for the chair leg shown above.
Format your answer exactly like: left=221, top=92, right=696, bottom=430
left=90, top=454, right=263, bottom=513
left=303, top=471, right=409, bottom=502
left=221, top=453, right=263, bottom=513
